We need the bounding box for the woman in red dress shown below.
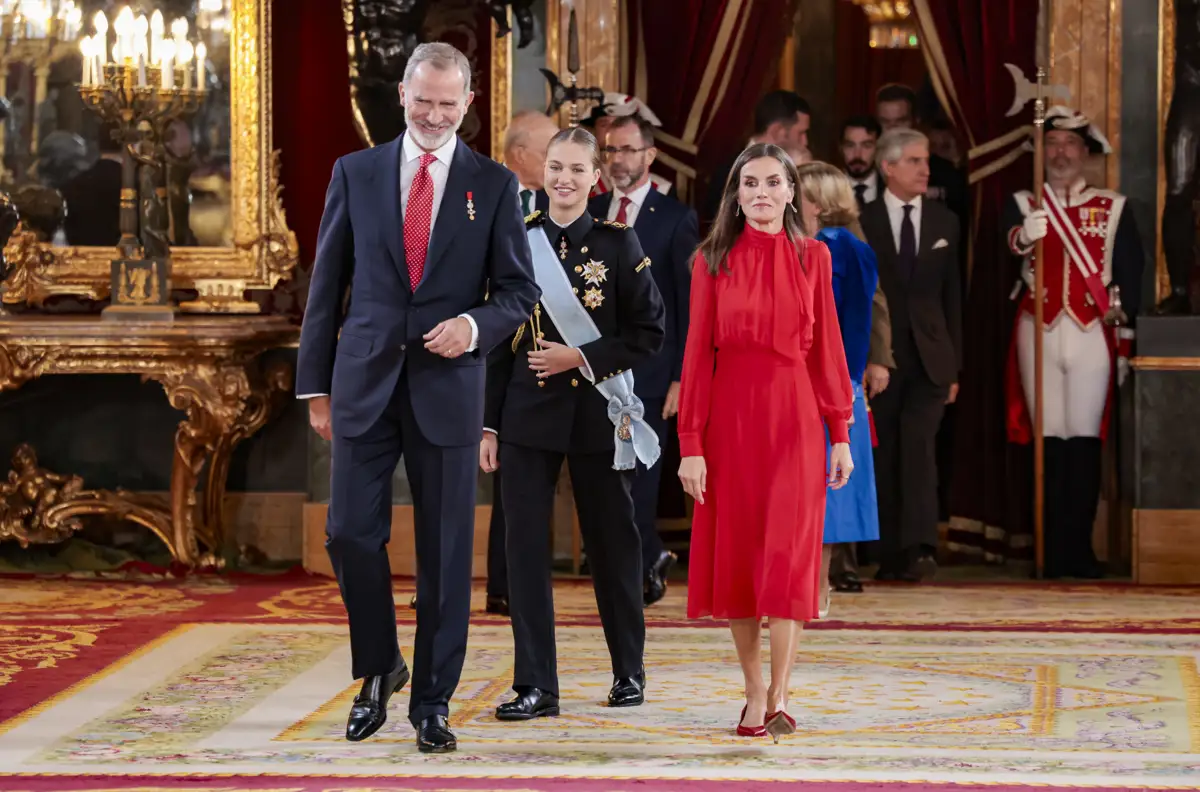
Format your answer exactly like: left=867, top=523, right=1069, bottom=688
left=677, top=144, right=854, bottom=741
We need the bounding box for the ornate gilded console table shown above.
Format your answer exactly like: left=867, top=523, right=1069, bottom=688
left=0, top=315, right=299, bottom=567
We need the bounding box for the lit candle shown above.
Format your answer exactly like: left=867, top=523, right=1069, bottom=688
left=160, top=39, right=175, bottom=90
left=178, top=40, right=193, bottom=91
left=80, top=36, right=91, bottom=85
left=195, top=42, right=206, bottom=92
left=114, top=7, right=133, bottom=63
left=149, top=10, right=162, bottom=67
left=93, top=11, right=108, bottom=64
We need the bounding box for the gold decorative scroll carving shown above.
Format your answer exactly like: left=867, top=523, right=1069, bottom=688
left=0, top=315, right=298, bottom=566
left=0, top=0, right=298, bottom=313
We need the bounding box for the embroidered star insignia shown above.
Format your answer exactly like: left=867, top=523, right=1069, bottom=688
left=581, top=259, right=608, bottom=287
left=582, top=287, right=605, bottom=310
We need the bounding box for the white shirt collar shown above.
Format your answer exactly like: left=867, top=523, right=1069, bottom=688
left=612, top=178, right=653, bottom=208
left=849, top=170, right=877, bottom=187
left=402, top=133, right=457, bottom=166
left=883, top=189, right=922, bottom=212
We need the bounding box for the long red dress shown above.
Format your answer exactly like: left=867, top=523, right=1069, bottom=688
left=679, top=226, right=853, bottom=622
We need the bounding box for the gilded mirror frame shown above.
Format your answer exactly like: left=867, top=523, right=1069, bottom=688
left=1, top=0, right=297, bottom=313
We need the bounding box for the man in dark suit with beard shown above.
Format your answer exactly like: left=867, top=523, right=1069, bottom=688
left=297, top=42, right=538, bottom=753
left=588, top=115, right=699, bottom=606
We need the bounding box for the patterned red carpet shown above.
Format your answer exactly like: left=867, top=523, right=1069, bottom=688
left=1, top=570, right=1198, bottom=791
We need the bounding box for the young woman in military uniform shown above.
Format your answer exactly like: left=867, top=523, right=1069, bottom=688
left=481, top=126, right=665, bottom=720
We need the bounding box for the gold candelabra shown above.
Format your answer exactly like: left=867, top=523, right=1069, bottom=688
left=77, top=7, right=207, bottom=318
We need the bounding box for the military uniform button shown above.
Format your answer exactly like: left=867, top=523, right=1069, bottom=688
left=571, top=379, right=579, bottom=387
left=538, top=381, right=546, bottom=388
left=575, top=265, right=583, bottom=273
left=581, top=246, right=589, bottom=253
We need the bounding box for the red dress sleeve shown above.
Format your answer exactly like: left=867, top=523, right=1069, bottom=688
left=677, top=255, right=716, bottom=458
left=804, top=240, right=854, bottom=444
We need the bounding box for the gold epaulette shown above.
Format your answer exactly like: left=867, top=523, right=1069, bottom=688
left=525, top=209, right=544, bottom=226
left=635, top=256, right=651, bottom=273
left=600, top=219, right=628, bottom=229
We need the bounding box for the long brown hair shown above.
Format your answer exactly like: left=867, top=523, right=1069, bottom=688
left=794, top=161, right=866, bottom=241
left=696, top=142, right=804, bottom=276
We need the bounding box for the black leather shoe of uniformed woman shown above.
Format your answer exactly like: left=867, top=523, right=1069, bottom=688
left=416, top=714, right=457, bottom=753
left=495, top=686, right=560, bottom=720
left=608, top=670, right=645, bottom=707
left=345, top=661, right=410, bottom=741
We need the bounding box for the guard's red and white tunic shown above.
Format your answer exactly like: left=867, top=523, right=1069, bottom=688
left=1003, top=179, right=1140, bottom=443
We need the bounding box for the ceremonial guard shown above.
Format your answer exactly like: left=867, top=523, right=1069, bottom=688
left=1004, top=106, right=1144, bottom=579
left=583, top=92, right=675, bottom=198
left=483, top=127, right=665, bottom=719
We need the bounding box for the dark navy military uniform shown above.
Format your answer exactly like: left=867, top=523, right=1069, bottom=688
left=485, top=209, right=664, bottom=702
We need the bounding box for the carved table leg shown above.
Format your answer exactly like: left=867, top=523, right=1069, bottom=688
left=148, top=357, right=293, bottom=567
left=200, top=359, right=293, bottom=557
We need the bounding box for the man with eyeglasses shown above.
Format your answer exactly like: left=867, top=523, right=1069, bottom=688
left=589, top=114, right=698, bottom=607
left=582, top=93, right=675, bottom=199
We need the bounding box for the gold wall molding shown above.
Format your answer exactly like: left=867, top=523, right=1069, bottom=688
left=546, top=0, right=622, bottom=125
left=491, top=12, right=513, bottom=163
left=0, top=0, right=298, bottom=313
left=1158, top=0, right=1175, bottom=303
left=1049, top=0, right=1124, bottom=190
left=0, top=315, right=298, bottom=566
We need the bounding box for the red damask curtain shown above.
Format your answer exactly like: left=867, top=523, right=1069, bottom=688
left=911, top=0, right=1040, bottom=562
left=624, top=0, right=799, bottom=206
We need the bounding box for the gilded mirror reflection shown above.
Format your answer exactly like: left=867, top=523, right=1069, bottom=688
left=1, top=0, right=231, bottom=248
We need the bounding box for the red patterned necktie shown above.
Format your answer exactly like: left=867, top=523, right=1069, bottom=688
left=404, top=153, right=437, bottom=289
left=615, top=196, right=632, bottom=225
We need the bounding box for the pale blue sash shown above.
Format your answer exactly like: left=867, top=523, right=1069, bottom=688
left=528, top=226, right=660, bottom=471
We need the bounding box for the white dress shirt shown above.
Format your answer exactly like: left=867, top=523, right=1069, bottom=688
left=297, top=133, right=477, bottom=399
left=882, top=189, right=922, bottom=253
left=848, top=170, right=879, bottom=205
left=606, top=179, right=654, bottom=226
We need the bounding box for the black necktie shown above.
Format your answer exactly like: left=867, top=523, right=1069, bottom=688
left=520, top=189, right=532, bottom=215
left=898, top=204, right=916, bottom=278
left=854, top=183, right=867, bottom=209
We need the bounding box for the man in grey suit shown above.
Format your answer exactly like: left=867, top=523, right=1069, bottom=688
left=860, top=128, right=962, bottom=583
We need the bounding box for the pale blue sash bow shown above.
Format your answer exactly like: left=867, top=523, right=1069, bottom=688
left=528, top=226, right=661, bottom=471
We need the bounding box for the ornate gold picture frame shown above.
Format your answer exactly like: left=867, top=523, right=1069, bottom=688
left=2, top=0, right=297, bottom=314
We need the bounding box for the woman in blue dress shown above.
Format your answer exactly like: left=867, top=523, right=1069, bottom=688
left=795, top=162, right=880, bottom=619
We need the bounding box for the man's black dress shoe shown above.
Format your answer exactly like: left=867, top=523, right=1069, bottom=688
left=345, top=662, right=410, bottom=741
left=608, top=671, right=645, bottom=707
left=495, top=687, right=560, bottom=720
left=831, top=572, right=864, bottom=593
left=416, top=714, right=456, bottom=753
left=485, top=595, right=509, bottom=615
left=643, top=550, right=676, bottom=607
left=905, top=554, right=937, bottom=582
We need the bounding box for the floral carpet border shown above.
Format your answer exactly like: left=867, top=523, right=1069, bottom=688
left=0, top=775, right=1173, bottom=792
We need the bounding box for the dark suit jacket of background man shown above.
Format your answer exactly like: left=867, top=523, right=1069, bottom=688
left=859, top=195, right=962, bottom=573
left=587, top=190, right=698, bottom=400
left=296, top=134, right=539, bottom=726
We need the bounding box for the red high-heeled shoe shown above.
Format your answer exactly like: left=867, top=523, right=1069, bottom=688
left=764, top=709, right=796, bottom=743
left=736, top=705, right=768, bottom=737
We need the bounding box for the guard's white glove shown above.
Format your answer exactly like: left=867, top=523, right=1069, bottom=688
left=1117, top=357, right=1130, bottom=387
left=1017, top=210, right=1048, bottom=246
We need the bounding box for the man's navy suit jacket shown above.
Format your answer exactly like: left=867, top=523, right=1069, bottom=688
left=297, top=135, right=540, bottom=446
left=588, top=189, right=698, bottom=399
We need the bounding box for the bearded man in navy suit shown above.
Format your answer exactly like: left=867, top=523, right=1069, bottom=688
left=588, top=115, right=698, bottom=606
left=297, top=42, right=538, bottom=754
